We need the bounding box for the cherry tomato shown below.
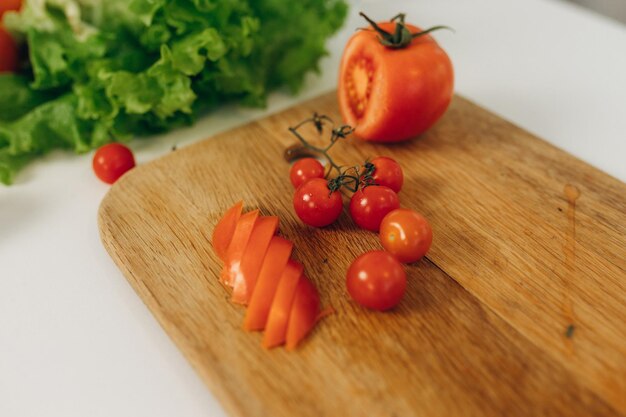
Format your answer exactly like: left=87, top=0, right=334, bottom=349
left=289, top=157, right=324, bottom=188
left=0, top=0, right=22, bottom=16
left=338, top=15, right=453, bottom=142
left=380, top=208, right=432, bottom=263
left=346, top=250, right=406, bottom=311
left=349, top=185, right=399, bottom=232
left=0, top=26, right=18, bottom=73
left=92, top=143, right=136, bottom=184
left=369, top=156, right=403, bottom=192
left=293, top=178, right=342, bottom=227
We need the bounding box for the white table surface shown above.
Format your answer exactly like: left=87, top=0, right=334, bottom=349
left=2, top=0, right=625, bottom=416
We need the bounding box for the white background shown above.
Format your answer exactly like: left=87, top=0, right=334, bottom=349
left=2, top=0, right=625, bottom=416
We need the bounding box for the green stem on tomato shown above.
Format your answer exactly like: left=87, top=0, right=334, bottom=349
left=358, top=12, right=452, bottom=49
left=287, top=114, right=354, bottom=177
left=289, top=113, right=378, bottom=195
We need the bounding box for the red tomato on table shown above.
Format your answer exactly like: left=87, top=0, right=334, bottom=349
left=290, top=157, right=324, bottom=189
left=380, top=208, right=432, bottom=263
left=293, top=178, right=343, bottom=227
left=338, top=14, right=454, bottom=142
left=92, top=143, right=136, bottom=184
left=0, top=26, right=18, bottom=73
left=349, top=185, right=399, bottom=232
left=346, top=250, right=406, bottom=311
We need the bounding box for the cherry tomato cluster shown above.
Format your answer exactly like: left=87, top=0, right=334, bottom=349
left=291, top=157, right=405, bottom=232
left=287, top=114, right=433, bottom=312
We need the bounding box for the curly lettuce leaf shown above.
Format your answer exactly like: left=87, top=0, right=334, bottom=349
left=0, top=0, right=347, bottom=184
left=0, top=74, right=58, bottom=122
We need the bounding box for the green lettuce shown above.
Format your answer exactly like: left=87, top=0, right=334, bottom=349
left=0, top=0, right=347, bottom=184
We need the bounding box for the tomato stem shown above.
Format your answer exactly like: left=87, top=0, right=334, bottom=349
left=287, top=113, right=353, bottom=177
left=287, top=114, right=379, bottom=195
left=359, top=12, right=452, bottom=49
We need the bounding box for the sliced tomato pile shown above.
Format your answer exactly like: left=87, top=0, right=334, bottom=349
left=212, top=201, right=321, bottom=350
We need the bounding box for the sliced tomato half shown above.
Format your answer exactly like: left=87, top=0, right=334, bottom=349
left=231, top=216, right=279, bottom=305
left=212, top=201, right=243, bottom=261
left=262, top=259, right=303, bottom=349
left=285, top=276, right=320, bottom=350
left=220, top=209, right=259, bottom=285
left=243, top=236, right=293, bottom=331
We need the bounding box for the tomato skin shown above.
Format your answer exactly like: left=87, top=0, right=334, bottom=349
left=0, top=0, right=22, bottom=16
left=244, top=236, right=293, bottom=331
left=370, top=156, right=403, bottom=193
left=220, top=210, right=260, bottom=286
left=338, top=21, right=454, bottom=142
left=380, top=208, right=433, bottom=263
left=92, top=143, right=136, bottom=184
left=0, top=26, right=18, bottom=73
left=346, top=250, right=406, bottom=311
left=349, top=185, right=399, bottom=232
left=290, top=158, right=324, bottom=188
left=293, top=178, right=343, bottom=227
left=285, top=274, right=320, bottom=350
left=232, top=215, right=279, bottom=305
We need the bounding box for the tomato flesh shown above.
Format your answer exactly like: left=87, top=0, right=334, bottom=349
left=244, top=236, right=293, bottom=331
left=212, top=201, right=243, bottom=261
left=285, top=275, right=320, bottom=350
left=263, top=260, right=303, bottom=348
left=345, top=56, right=374, bottom=119
left=232, top=216, right=279, bottom=304
left=212, top=203, right=323, bottom=349
left=221, top=210, right=259, bottom=285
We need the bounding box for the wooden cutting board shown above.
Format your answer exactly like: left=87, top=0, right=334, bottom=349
left=98, top=92, right=626, bottom=417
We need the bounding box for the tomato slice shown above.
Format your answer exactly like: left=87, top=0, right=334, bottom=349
left=285, top=276, right=320, bottom=350
left=212, top=201, right=243, bottom=261
left=243, top=236, right=293, bottom=331
left=262, top=260, right=303, bottom=349
left=220, top=209, right=259, bottom=285
left=231, top=216, right=279, bottom=305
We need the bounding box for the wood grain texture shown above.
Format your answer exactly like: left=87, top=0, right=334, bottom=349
left=98, top=92, right=626, bottom=417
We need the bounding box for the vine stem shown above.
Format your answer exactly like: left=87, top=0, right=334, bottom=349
left=287, top=127, right=343, bottom=174
left=358, top=11, right=452, bottom=49
left=288, top=113, right=362, bottom=194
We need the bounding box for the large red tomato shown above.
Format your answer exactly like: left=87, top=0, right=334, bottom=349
left=338, top=14, right=454, bottom=142
left=293, top=178, right=343, bottom=227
